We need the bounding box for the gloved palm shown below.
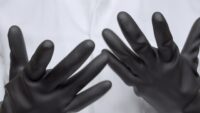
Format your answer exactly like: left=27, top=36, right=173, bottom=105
left=103, top=12, right=200, bottom=113
left=1, top=26, right=111, bottom=113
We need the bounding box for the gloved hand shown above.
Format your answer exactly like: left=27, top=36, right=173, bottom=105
left=102, top=12, right=200, bottom=113
left=0, top=26, right=112, bottom=113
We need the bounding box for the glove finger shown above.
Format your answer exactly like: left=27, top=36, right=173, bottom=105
left=43, top=40, right=94, bottom=89
left=152, top=12, right=179, bottom=61
left=65, top=81, right=112, bottom=113
left=8, top=26, right=28, bottom=80
left=64, top=52, right=108, bottom=94
left=103, top=49, right=142, bottom=86
left=117, top=12, right=155, bottom=62
left=181, top=18, right=200, bottom=69
left=24, top=40, right=54, bottom=81
left=102, top=28, right=143, bottom=72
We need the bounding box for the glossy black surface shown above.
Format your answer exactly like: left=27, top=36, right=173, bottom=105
left=103, top=12, right=200, bottom=113
left=0, top=26, right=112, bottom=113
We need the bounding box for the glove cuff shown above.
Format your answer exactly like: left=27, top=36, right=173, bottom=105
left=0, top=91, right=15, bottom=113
left=184, top=90, right=200, bottom=113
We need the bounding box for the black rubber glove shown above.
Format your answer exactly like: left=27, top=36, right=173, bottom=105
left=0, top=26, right=112, bottom=113
left=102, top=12, right=200, bottom=113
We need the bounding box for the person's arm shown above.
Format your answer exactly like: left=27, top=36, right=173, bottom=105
left=0, top=28, right=8, bottom=110
left=0, top=55, right=4, bottom=108
left=183, top=91, right=200, bottom=113
left=0, top=26, right=112, bottom=113
left=102, top=11, right=200, bottom=113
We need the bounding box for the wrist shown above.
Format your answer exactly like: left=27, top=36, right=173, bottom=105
left=0, top=92, right=14, bottom=113
left=184, top=90, right=200, bottom=113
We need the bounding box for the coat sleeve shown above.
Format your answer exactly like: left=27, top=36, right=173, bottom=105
left=0, top=41, right=6, bottom=111
left=0, top=26, right=10, bottom=103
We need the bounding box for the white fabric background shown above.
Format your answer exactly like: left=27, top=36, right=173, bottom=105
left=0, top=0, right=199, bottom=113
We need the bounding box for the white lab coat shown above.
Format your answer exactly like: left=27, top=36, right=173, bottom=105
left=0, top=0, right=199, bottom=113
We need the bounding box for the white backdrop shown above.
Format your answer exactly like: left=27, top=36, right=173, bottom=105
left=0, top=0, right=199, bottom=113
